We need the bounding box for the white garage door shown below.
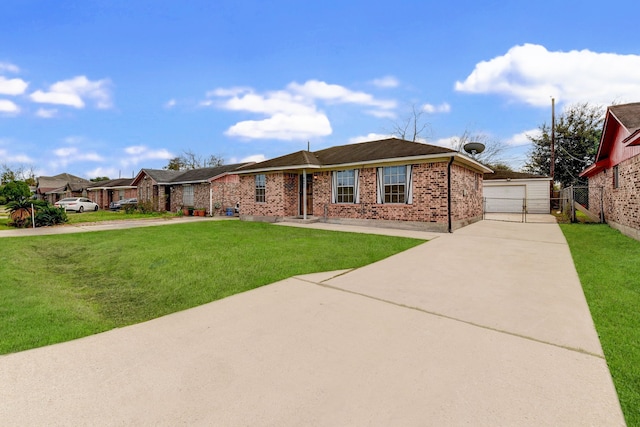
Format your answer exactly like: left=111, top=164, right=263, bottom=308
left=484, top=185, right=525, bottom=213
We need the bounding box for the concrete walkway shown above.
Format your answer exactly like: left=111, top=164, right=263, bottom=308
left=0, top=218, right=625, bottom=426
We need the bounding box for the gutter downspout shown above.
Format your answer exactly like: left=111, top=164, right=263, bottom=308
left=447, top=156, right=454, bottom=233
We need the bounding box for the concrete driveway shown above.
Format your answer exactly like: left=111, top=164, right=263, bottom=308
left=0, top=218, right=625, bottom=426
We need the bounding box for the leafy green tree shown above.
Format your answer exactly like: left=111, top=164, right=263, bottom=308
left=524, top=102, right=604, bottom=187
left=0, top=180, right=31, bottom=202
left=90, top=176, right=110, bottom=182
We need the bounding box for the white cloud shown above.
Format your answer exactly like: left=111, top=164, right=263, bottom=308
left=53, top=146, right=103, bottom=162
left=30, top=76, right=112, bottom=109
left=455, top=43, right=640, bottom=106
left=0, top=62, right=20, bottom=73
left=36, top=108, right=58, bottom=118
left=121, top=145, right=173, bottom=167
left=506, top=128, right=540, bottom=146
left=366, top=109, right=396, bottom=119
left=0, top=76, right=28, bottom=95
left=225, top=112, right=332, bottom=141
left=85, top=167, right=121, bottom=179
left=370, top=76, right=399, bottom=88
left=422, top=102, right=451, bottom=113
left=164, top=99, right=176, bottom=109
left=50, top=146, right=104, bottom=169
left=240, top=154, right=267, bottom=163
left=207, top=87, right=252, bottom=97
left=208, top=79, right=397, bottom=141
left=0, top=148, right=32, bottom=163
left=0, top=99, right=20, bottom=113
left=288, top=80, right=396, bottom=110
left=348, top=133, right=394, bottom=144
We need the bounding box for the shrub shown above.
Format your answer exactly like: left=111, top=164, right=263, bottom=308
left=123, top=203, right=138, bottom=214
left=6, top=198, right=64, bottom=228
left=136, top=200, right=155, bottom=214
left=34, top=205, right=68, bottom=227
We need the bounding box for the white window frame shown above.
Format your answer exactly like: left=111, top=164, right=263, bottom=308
left=255, top=174, right=266, bottom=203
left=183, top=185, right=194, bottom=206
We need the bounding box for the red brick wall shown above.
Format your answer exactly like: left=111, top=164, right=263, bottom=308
left=590, top=154, right=640, bottom=237
left=239, top=162, right=483, bottom=229
left=239, top=172, right=298, bottom=218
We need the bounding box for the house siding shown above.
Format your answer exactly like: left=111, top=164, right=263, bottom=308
left=239, top=161, right=483, bottom=231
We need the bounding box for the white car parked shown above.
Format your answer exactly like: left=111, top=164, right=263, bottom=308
left=54, top=197, right=99, bottom=213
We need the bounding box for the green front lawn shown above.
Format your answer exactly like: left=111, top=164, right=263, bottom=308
left=0, top=221, right=424, bottom=355
left=561, top=224, right=640, bottom=426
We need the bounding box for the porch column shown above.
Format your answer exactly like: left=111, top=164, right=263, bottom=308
left=303, top=169, right=307, bottom=220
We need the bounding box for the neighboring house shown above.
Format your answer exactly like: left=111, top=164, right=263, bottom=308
left=580, top=102, right=640, bottom=240
left=86, top=178, right=137, bottom=209
left=234, top=138, right=492, bottom=232
left=483, top=170, right=552, bottom=214
left=36, top=173, right=91, bottom=204
left=132, top=163, right=251, bottom=215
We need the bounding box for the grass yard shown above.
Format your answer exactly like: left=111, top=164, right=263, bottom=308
left=0, top=221, right=424, bottom=355
left=561, top=223, right=640, bottom=426
left=64, top=209, right=175, bottom=224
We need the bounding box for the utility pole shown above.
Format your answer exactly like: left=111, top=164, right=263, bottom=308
left=550, top=97, right=556, bottom=201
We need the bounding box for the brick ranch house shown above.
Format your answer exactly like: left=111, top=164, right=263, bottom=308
left=580, top=102, right=640, bottom=240
left=234, top=138, right=492, bottom=232
left=132, top=163, right=251, bottom=215
left=86, top=178, right=137, bottom=210
left=35, top=173, right=91, bottom=204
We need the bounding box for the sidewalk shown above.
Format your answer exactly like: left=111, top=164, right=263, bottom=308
left=0, top=218, right=625, bottom=426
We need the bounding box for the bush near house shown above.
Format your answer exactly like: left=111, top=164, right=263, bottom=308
left=6, top=197, right=67, bottom=228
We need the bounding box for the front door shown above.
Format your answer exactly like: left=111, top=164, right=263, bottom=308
left=299, top=174, right=313, bottom=216
left=165, top=186, right=171, bottom=212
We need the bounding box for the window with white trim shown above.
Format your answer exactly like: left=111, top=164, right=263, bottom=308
left=384, top=166, right=406, bottom=203
left=255, top=174, right=266, bottom=202
left=336, top=170, right=355, bottom=203
left=183, top=185, right=194, bottom=206
left=376, top=165, right=413, bottom=204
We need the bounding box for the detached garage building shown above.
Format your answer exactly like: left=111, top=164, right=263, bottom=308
left=483, top=171, right=552, bottom=214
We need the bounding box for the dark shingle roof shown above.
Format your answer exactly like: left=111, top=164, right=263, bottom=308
left=87, top=178, right=135, bottom=188
left=484, top=170, right=549, bottom=180
left=171, top=163, right=250, bottom=182
left=238, top=138, right=456, bottom=172
left=609, top=103, right=640, bottom=133
left=140, top=169, right=183, bottom=183
left=37, top=173, right=91, bottom=193
left=138, top=163, right=251, bottom=184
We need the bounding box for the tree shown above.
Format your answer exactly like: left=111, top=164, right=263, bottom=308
left=1, top=163, right=36, bottom=186
left=90, top=176, right=110, bottom=182
left=388, top=104, right=431, bottom=142
left=164, top=150, right=224, bottom=170
left=0, top=180, right=31, bottom=202
left=524, top=102, right=604, bottom=187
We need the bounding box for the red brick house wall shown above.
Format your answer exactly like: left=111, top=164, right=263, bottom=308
left=239, top=161, right=483, bottom=231
left=239, top=172, right=298, bottom=218
left=589, top=154, right=640, bottom=239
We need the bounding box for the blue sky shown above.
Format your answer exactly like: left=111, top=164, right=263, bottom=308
left=2, top=0, right=640, bottom=179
